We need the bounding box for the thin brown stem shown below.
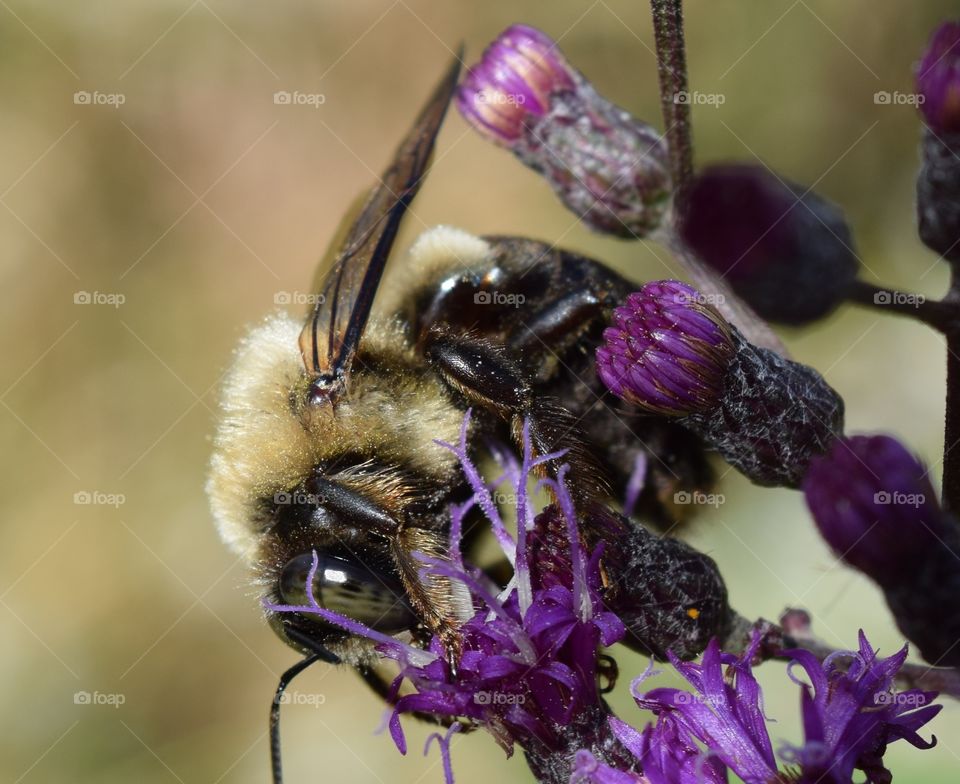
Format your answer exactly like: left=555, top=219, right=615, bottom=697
left=942, top=269, right=960, bottom=514
left=650, top=0, right=694, bottom=204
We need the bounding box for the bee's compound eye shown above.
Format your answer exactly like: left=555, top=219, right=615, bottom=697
left=278, top=553, right=415, bottom=634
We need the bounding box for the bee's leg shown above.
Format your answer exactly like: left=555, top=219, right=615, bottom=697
left=423, top=326, right=609, bottom=505
left=354, top=664, right=474, bottom=731
left=416, top=236, right=714, bottom=528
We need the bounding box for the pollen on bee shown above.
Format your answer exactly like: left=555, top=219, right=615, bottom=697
left=686, top=607, right=700, bottom=620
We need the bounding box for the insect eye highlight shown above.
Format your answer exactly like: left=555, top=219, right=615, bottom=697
left=278, top=552, right=415, bottom=634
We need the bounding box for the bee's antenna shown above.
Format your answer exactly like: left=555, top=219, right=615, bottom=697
left=270, top=632, right=341, bottom=784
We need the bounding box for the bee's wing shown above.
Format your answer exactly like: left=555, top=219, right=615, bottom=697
left=299, top=51, right=462, bottom=399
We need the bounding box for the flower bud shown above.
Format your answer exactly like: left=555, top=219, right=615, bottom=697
left=595, top=280, right=734, bottom=416
left=599, top=281, right=845, bottom=487
left=803, top=435, right=944, bottom=581
left=458, top=25, right=671, bottom=237
left=677, top=164, right=859, bottom=324
left=916, top=22, right=960, bottom=264
left=804, top=434, right=960, bottom=666
left=916, top=21, right=960, bottom=135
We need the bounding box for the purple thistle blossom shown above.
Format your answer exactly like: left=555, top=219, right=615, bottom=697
left=598, top=279, right=844, bottom=487
left=623, top=631, right=941, bottom=784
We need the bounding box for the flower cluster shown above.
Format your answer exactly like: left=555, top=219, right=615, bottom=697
left=266, top=411, right=943, bottom=783
left=576, top=631, right=941, bottom=784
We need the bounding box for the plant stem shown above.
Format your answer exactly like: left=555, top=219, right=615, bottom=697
left=844, top=278, right=958, bottom=331
left=649, top=0, right=694, bottom=203
left=844, top=275, right=960, bottom=513
left=942, top=269, right=960, bottom=514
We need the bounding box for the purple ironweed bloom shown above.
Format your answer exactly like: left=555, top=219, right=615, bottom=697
left=804, top=434, right=960, bottom=666
left=677, top=164, right=858, bottom=324
left=917, top=21, right=960, bottom=135
left=599, top=279, right=844, bottom=487
left=458, top=25, right=671, bottom=238
left=595, top=280, right=734, bottom=416
left=266, top=411, right=635, bottom=783
left=623, top=631, right=941, bottom=784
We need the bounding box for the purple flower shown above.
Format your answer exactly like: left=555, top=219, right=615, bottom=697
left=917, top=21, right=960, bottom=134
left=596, top=280, right=734, bottom=416
left=783, top=633, right=941, bottom=783
left=458, top=25, right=671, bottom=238
left=625, top=632, right=941, bottom=784
left=677, top=164, right=858, bottom=324
left=803, top=435, right=946, bottom=585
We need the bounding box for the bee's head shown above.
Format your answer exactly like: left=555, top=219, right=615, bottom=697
left=263, top=469, right=423, bottom=655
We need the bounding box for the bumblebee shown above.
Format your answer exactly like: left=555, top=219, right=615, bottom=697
left=208, top=53, right=713, bottom=782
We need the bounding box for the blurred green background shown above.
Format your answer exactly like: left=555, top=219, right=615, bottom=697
left=2, top=0, right=959, bottom=781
